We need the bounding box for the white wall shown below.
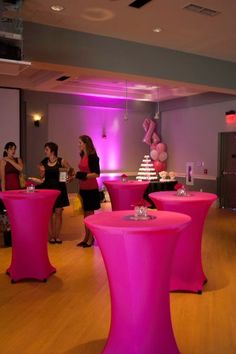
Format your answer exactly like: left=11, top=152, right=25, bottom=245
left=162, top=99, right=236, bottom=178
left=0, top=88, right=20, bottom=154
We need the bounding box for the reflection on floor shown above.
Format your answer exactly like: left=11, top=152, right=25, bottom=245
left=0, top=200, right=236, bottom=354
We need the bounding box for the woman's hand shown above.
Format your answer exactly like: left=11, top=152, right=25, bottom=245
left=66, top=175, right=75, bottom=183
left=28, top=177, right=44, bottom=185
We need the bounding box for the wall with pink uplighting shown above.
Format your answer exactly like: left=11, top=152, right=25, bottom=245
left=48, top=103, right=151, bottom=174
left=161, top=98, right=236, bottom=179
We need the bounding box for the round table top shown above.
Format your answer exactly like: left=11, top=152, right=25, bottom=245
left=149, top=191, right=217, bottom=203
left=0, top=189, right=60, bottom=200
left=85, top=210, right=191, bottom=233
left=104, top=180, right=149, bottom=188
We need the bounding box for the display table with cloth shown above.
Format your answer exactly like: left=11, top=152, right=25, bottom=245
left=0, top=189, right=60, bottom=282
left=85, top=210, right=191, bottom=354
left=143, top=180, right=178, bottom=207
left=149, top=191, right=217, bottom=293
left=104, top=180, right=149, bottom=211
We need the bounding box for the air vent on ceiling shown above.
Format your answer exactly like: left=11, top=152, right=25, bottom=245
left=183, top=3, right=221, bottom=17
left=129, top=0, right=152, bottom=9
left=56, top=75, right=70, bottom=81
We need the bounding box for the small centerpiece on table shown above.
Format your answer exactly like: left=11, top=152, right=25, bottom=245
left=174, top=183, right=189, bottom=197
left=25, top=179, right=37, bottom=193
left=121, top=174, right=128, bottom=183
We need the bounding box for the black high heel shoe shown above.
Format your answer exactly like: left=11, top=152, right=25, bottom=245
left=77, top=240, right=88, bottom=247
left=83, top=239, right=95, bottom=248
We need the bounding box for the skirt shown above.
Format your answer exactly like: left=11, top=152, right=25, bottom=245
left=80, top=189, right=101, bottom=212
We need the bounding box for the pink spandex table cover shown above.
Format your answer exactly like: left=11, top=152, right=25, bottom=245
left=0, top=189, right=60, bottom=282
left=149, top=191, right=217, bottom=293
left=104, top=180, right=149, bottom=211
left=85, top=210, right=191, bottom=354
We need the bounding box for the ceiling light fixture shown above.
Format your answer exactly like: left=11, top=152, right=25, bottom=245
left=153, top=27, right=162, bottom=33
left=50, top=5, right=65, bottom=12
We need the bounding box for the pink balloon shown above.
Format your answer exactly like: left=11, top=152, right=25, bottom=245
left=159, top=151, right=168, bottom=162
left=153, top=160, right=166, bottom=172
left=150, top=149, right=159, bottom=161
left=156, top=143, right=167, bottom=153
left=150, top=143, right=157, bottom=150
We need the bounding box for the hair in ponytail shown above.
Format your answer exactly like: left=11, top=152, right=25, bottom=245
left=3, top=142, right=16, bottom=157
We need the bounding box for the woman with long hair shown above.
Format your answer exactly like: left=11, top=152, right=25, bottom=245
left=76, top=135, right=100, bottom=248
left=38, top=142, right=74, bottom=244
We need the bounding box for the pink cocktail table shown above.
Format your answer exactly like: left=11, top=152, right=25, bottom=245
left=0, top=189, right=60, bottom=282
left=104, top=180, right=149, bottom=211
left=85, top=210, right=191, bottom=354
left=149, top=191, right=217, bottom=293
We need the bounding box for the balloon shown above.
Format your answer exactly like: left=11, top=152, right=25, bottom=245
left=150, top=143, right=158, bottom=150
left=156, top=143, right=167, bottom=153
left=159, top=151, right=168, bottom=162
left=153, top=160, right=166, bottom=172
left=150, top=149, right=159, bottom=161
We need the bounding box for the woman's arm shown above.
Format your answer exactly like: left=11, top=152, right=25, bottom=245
left=87, top=154, right=100, bottom=179
left=0, top=160, right=6, bottom=191
left=39, top=164, right=45, bottom=179
left=4, top=157, right=23, bottom=172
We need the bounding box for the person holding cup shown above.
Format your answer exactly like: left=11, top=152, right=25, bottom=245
left=37, top=142, right=74, bottom=244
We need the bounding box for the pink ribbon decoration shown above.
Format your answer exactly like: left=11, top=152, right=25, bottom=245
left=142, top=118, right=168, bottom=172
left=143, top=118, right=156, bottom=145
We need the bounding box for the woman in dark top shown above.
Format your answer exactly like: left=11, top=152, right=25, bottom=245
left=76, top=135, right=100, bottom=248
left=38, top=142, right=74, bottom=244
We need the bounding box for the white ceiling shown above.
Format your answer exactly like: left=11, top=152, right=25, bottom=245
left=21, top=0, right=236, bottom=63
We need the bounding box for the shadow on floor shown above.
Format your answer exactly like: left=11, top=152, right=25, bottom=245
left=65, top=339, right=106, bottom=354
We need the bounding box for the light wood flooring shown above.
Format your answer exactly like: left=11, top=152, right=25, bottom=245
left=0, top=201, right=236, bottom=354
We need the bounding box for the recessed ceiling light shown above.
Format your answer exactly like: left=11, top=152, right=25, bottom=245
left=153, top=27, right=162, bottom=33
left=50, top=5, right=65, bottom=12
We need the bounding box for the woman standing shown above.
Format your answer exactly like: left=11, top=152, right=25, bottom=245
left=0, top=142, right=23, bottom=247
left=76, top=135, right=101, bottom=248
left=0, top=142, right=23, bottom=191
left=38, top=142, right=73, bottom=244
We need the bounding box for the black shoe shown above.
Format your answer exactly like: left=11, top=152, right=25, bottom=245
left=83, top=239, right=94, bottom=248
left=77, top=241, right=88, bottom=247
left=55, top=238, right=63, bottom=244
left=3, top=230, right=12, bottom=247
left=49, top=238, right=56, bottom=244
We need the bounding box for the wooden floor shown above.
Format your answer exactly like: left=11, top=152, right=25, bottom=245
left=0, top=201, right=236, bottom=354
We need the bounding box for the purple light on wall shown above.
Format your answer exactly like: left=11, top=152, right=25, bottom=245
left=78, top=106, right=123, bottom=171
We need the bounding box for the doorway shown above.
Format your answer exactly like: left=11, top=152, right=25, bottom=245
left=218, top=132, right=236, bottom=208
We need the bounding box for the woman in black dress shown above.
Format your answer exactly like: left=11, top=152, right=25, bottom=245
left=38, top=142, right=74, bottom=244
left=75, top=135, right=100, bottom=248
